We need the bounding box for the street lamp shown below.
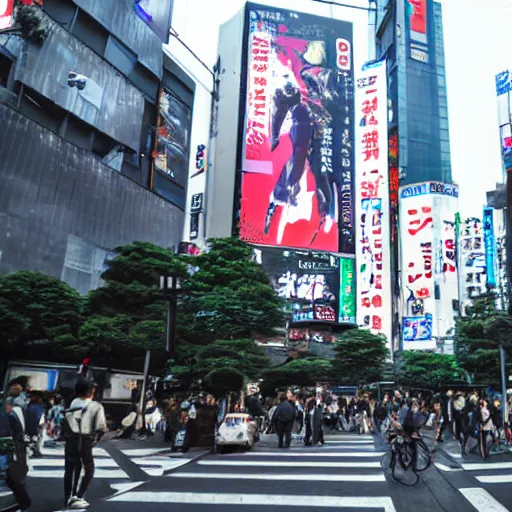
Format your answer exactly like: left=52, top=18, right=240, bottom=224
left=159, top=274, right=182, bottom=356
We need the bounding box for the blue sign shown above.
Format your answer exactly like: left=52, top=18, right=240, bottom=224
left=496, top=70, right=512, bottom=96
left=401, top=182, right=458, bottom=199
left=402, top=314, right=433, bottom=342
left=483, top=207, right=497, bottom=288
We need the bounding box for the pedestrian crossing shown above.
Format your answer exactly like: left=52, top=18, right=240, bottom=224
left=27, top=443, right=188, bottom=481
left=101, top=435, right=398, bottom=511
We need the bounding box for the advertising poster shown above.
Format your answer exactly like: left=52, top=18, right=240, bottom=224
left=407, top=0, right=429, bottom=63
left=483, top=207, right=497, bottom=289
left=154, top=89, right=191, bottom=188
left=253, top=247, right=349, bottom=323
left=402, top=314, right=432, bottom=343
left=239, top=5, right=354, bottom=253
left=355, top=58, right=392, bottom=347
left=339, top=257, right=356, bottom=323
left=400, top=182, right=459, bottom=350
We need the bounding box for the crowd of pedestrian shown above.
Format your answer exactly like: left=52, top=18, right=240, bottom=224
left=248, top=387, right=512, bottom=459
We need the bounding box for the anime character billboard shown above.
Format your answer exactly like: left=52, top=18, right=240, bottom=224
left=239, top=5, right=354, bottom=254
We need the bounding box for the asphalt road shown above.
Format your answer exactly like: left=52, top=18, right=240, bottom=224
left=22, top=433, right=512, bottom=512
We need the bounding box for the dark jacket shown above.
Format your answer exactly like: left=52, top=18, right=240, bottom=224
left=273, top=401, right=296, bottom=424
left=25, top=403, right=45, bottom=437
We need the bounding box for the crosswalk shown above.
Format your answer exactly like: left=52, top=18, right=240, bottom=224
left=103, top=434, right=398, bottom=511
left=27, top=443, right=188, bottom=481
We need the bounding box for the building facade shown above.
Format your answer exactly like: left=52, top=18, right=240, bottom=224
left=0, top=0, right=208, bottom=293
left=374, top=0, right=451, bottom=186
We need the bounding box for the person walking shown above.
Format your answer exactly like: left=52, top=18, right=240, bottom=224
left=63, top=378, right=107, bottom=510
left=273, top=392, right=296, bottom=448
left=3, top=398, right=31, bottom=512
left=478, top=399, right=495, bottom=459
left=25, top=393, right=46, bottom=458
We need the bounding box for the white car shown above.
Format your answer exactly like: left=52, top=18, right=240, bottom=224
left=216, top=413, right=258, bottom=452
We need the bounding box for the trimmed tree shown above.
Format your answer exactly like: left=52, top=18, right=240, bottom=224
left=396, top=351, right=467, bottom=389
left=262, top=358, right=333, bottom=391
left=331, top=328, right=388, bottom=385
left=0, top=271, right=83, bottom=360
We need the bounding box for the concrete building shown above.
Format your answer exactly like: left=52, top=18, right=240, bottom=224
left=0, top=0, right=210, bottom=292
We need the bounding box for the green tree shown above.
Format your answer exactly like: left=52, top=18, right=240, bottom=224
left=396, top=351, right=467, bottom=389
left=203, top=368, right=246, bottom=398
left=0, top=271, right=83, bottom=360
left=455, top=294, right=510, bottom=386
left=331, top=328, right=388, bottom=385
left=262, top=357, right=333, bottom=390
left=178, top=238, right=284, bottom=344
left=171, top=338, right=270, bottom=389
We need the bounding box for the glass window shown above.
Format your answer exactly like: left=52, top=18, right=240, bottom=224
left=104, top=36, right=137, bottom=77
left=73, top=9, right=108, bottom=56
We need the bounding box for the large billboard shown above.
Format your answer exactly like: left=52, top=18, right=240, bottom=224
left=407, top=0, right=429, bottom=63
left=399, top=182, right=459, bottom=350
left=239, top=5, right=354, bottom=253
left=355, top=58, right=392, bottom=347
left=252, top=247, right=355, bottom=324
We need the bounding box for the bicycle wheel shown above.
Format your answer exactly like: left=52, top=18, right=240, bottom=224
left=380, top=451, right=393, bottom=471
left=414, top=439, right=432, bottom=473
left=392, top=459, right=420, bottom=486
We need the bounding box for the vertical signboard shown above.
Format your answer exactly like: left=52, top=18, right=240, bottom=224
left=483, top=207, right=497, bottom=289
left=407, top=0, right=429, bottom=63
left=496, top=70, right=512, bottom=170
left=239, top=5, right=354, bottom=253
left=400, top=182, right=459, bottom=350
left=339, top=258, right=356, bottom=324
left=355, top=59, right=392, bottom=347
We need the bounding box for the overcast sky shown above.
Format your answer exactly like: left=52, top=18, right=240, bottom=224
left=170, top=0, right=512, bottom=218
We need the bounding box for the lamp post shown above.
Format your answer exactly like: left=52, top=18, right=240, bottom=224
left=159, top=274, right=182, bottom=357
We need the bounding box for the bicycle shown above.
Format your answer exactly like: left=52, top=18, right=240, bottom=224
left=381, top=424, right=432, bottom=486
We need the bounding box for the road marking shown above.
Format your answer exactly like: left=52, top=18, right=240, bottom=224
left=29, top=469, right=129, bottom=479
left=199, top=460, right=381, bottom=468
left=41, top=446, right=109, bottom=457
left=168, top=471, right=386, bottom=482
left=119, top=448, right=173, bottom=457
left=323, top=440, right=375, bottom=444
left=30, top=459, right=119, bottom=468
left=109, top=492, right=397, bottom=511
left=476, top=474, right=512, bottom=483
left=110, top=481, right=145, bottom=497
left=459, top=488, right=509, bottom=512
left=132, top=457, right=191, bottom=476
left=231, top=451, right=384, bottom=458
left=434, top=463, right=463, bottom=472
left=462, top=462, right=512, bottom=471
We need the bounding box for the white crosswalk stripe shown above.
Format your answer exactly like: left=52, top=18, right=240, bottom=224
left=461, top=460, right=512, bottom=484
left=105, top=435, right=397, bottom=511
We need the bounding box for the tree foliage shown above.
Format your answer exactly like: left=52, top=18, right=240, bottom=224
left=331, top=328, right=388, bottom=385
left=0, top=271, right=82, bottom=359
left=178, top=238, right=284, bottom=344
left=171, top=339, right=270, bottom=389
left=396, top=351, right=467, bottom=389
left=455, top=294, right=511, bottom=386
left=203, top=368, right=245, bottom=398
left=263, top=357, right=333, bottom=390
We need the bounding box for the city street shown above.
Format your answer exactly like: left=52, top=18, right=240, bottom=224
left=22, top=433, right=512, bottom=512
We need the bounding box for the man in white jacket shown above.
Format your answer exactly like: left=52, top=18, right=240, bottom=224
left=63, top=378, right=107, bottom=510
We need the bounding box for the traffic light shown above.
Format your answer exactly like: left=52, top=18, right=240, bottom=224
left=16, top=4, right=48, bottom=46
